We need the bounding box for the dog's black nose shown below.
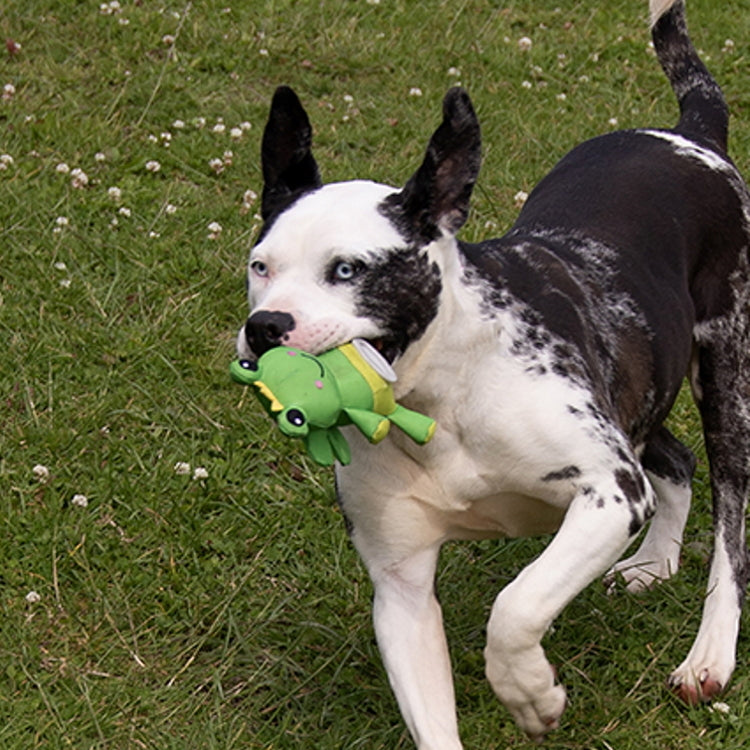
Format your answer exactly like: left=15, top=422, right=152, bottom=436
left=245, top=311, right=296, bottom=356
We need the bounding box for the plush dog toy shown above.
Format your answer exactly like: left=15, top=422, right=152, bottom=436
left=230, top=339, right=436, bottom=466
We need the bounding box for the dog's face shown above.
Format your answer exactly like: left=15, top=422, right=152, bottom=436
left=237, top=86, right=482, bottom=364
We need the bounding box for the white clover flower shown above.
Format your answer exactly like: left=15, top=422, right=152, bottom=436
left=723, top=39, right=735, bottom=52
left=259, top=48, right=269, bottom=57
left=32, top=464, right=50, bottom=482
left=207, top=221, right=223, bottom=240
left=193, top=116, right=206, bottom=129
left=521, top=80, right=533, bottom=89
left=145, top=160, right=161, bottom=172
left=94, top=151, right=106, bottom=162
left=71, top=494, right=89, bottom=508
left=209, top=157, right=224, bottom=174
left=212, top=122, right=226, bottom=134
left=25, top=591, right=41, bottom=604
left=608, top=117, right=619, bottom=127
left=118, top=206, right=131, bottom=217
left=447, top=66, right=461, bottom=77
left=193, top=467, right=208, bottom=481
left=556, top=92, right=567, bottom=101
left=107, top=186, right=122, bottom=202
left=100, top=0, right=121, bottom=13
left=55, top=216, right=69, bottom=226
left=56, top=162, right=70, bottom=174
left=174, top=461, right=191, bottom=475
left=160, top=131, right=172, bottom=144
left=230, top=126, right=243, bottom=139
left=711, top=701, right=731, bottom=714
left=513, top=190, right=529, bottom=208
left=0, top=154, right=13, bottom=170
left=148, top=230, right=161, bottom=239
left=223, top=149, right=234, bottom=165
left=2, top=83, right=16, bottom=101
left=59, top=278, right=72, bottom=288
left=70, top=167, right=89, bottom=188
left=162, top=34, right=176, bottom=46
left=172, top=118, right=186, bottom=129
left=54, top=261, right=68, bottom=271
left=165, top=203, right=177, bottom=215
left=408, top=87, right=423, bottom=97
left=239, top=121, right=252, bottom=131
left=518, top=36, right=533, bottom=52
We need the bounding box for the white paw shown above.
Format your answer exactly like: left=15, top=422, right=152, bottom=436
left=606, top=552, right=679, bottom=593
left=485, top=645, right=566, bottom=739
left=668, top=640, right=736, bottom=705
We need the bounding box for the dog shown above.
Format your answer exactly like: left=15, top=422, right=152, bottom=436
left=236, top=0, right=750, bottom=745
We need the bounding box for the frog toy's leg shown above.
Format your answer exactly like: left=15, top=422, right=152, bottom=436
left=387, top=405, right=436, bottom=445
left=305, top=427, right=352, bottom=466
left=344, top=408, right=391, bottom=444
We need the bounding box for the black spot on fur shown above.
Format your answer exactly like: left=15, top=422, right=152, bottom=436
left=542, top=466, right=581, bottom=482
left=353, top=248, right=442, bottom=362
left=615, top=468, right=643, bottom=504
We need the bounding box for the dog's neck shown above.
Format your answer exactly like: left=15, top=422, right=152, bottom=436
left=391, top=234, right=493, bottom=404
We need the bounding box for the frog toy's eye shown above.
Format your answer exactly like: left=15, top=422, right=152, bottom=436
left=286, top=409, right=306, bottom=427
left=332, top=261, right=356, bottom=282
left=278, top=407, right=309, bottom=438
left=239, top=359, right=258, bottom=372
left=250, top=259, right=269, bottom=277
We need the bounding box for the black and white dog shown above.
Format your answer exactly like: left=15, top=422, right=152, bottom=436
left=237, top=0, right=750, bottom=744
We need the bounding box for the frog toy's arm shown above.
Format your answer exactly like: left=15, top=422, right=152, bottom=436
left=326, top=342, right=436, bottom=446
left=230, top=340, right=436, bottom=466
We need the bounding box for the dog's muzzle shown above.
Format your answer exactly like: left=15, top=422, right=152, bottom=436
left=244, top=310, right=296, bottom=356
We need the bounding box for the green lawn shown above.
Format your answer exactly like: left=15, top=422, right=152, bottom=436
left=2, top=0, right=750, bottom=747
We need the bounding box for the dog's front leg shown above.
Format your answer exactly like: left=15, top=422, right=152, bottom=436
left=368, top=545, right=463, bottom=750
left=485, top=476, right=651, bottom=738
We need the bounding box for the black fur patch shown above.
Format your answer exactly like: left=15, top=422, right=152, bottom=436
left=353, top=248, right=442, bottom=362
left=542, top=466, right=581, bottom=482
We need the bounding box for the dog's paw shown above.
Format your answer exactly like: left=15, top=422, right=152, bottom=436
left=667, top=668, right=725, bottom=706
left=508, top=679, right=567, bottom=741
left=605, top=553, right=678, bottom=594
left=486, top=647, right=566, bottom=739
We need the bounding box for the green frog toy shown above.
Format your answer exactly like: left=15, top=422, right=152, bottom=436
left=230, top=339, right=436, bottom=466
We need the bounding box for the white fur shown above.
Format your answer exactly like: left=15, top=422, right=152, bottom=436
left=669, top=522, right=742, bottom=696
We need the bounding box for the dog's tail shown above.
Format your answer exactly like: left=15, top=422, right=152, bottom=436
left=650, top=0, right=729, bottom=152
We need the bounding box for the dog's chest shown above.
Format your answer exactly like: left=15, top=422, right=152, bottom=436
left=354, top=347, right=606, bottom=540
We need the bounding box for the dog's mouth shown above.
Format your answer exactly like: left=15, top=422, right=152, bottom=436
left=366, top=337, right=398, bottom=364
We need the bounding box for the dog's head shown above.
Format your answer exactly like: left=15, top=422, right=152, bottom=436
left=237, top=85, right=481, bottom=365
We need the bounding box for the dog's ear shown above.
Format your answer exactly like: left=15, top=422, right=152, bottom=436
left=260, top=86, right=322, bottom=220
left=383, top=88, right=481, bottom=242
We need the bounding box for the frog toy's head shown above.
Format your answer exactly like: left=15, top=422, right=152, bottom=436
left=229, top=348, right=342, bottom=438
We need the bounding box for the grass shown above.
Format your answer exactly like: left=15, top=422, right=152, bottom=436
left=2, top=0, right=750, bottom=747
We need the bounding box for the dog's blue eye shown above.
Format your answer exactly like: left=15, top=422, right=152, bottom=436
left=333, top=261, right=356, bottom=281
left=250, top=259, right=269, bottom=277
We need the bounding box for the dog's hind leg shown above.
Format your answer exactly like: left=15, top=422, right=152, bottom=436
left=607, top=426, right=696, bottom=592
left=669, top=330, right=750, bottom=704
